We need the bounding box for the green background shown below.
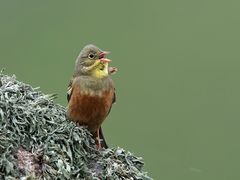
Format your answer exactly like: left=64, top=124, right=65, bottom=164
left=1, top=1, right=240, bottom=179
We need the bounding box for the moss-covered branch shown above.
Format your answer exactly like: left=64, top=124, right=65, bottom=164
left=0, top=72, right=152, bottom=179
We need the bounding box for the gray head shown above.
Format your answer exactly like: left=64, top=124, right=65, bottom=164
left=73, top=44, right=110, bottom=76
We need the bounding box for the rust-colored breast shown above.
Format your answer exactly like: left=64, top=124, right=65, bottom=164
left=67, top=85, right=114, bottom=133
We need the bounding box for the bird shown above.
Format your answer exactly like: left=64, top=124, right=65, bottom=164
left=67, top=44, right=117, bottom=149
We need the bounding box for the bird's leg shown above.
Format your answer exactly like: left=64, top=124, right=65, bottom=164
left=96, top=129, right=101, bottom=150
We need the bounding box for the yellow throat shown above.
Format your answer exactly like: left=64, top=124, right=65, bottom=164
left=91, top=61, right=109, bottom=79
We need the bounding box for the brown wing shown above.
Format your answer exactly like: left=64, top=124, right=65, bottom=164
left=67, top=78, right=73, bottom=102
left=100, top=88, right=116, bottom=148
left=107, top=87, right=116, bottom=116
left=112, top=89, right=116, bottom=104
left=100, top=87, right=116, bottom=148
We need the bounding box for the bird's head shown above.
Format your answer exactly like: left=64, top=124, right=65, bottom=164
left=74, top=44, right=111, bottom=78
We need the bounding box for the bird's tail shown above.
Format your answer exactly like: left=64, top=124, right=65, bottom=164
left=99, top=127, right=108, bottom=148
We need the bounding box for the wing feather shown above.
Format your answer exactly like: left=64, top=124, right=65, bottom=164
left=67, top=78, right=73, bottom=102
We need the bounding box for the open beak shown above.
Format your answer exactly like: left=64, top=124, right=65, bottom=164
left=99, top=51, right=111, bottom=63
left=99, top=58, right=111, bottom=63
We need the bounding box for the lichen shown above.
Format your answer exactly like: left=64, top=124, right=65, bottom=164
left=0, top=72, right=152, bottom=180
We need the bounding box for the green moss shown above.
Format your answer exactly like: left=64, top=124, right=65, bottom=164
left=0, top=72, right=152, bottom=180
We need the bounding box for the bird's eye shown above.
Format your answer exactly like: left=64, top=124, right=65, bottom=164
left=88, top=53, right=95, bottom=59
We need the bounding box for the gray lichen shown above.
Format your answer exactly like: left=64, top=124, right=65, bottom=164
left=0, top=72, right=152, bottom=180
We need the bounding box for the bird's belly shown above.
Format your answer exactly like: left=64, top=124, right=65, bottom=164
left=67, top=88, right=113, bottom=132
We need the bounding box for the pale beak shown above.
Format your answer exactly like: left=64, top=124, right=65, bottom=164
left=102, top=51, right=110, bottom=55
left=99, top=51, right=111, bottom=63
left=99, top=58, right=111, bottom=63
